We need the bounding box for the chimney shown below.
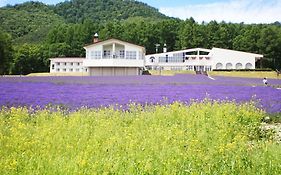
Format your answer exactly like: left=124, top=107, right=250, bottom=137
left=93, top=33, right=99, bottom=43
left=163, top=43, right=167, bottom=53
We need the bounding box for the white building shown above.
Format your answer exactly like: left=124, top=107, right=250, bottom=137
left=49, top=57, right=86, bottom=73
left=83, top=38, right=145, bottom=76
left=49, top=35, right=264, bottom=75
left=145, top=47, right=263, bottom=71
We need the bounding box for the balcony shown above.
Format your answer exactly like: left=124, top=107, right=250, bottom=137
left=83, top=58, right=144, bottom=68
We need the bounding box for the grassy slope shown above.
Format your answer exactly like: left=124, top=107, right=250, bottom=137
left=1, top=102, right=281, bottom=174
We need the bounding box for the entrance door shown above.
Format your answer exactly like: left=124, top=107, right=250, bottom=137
left=194, top=66, right=204, bottom=71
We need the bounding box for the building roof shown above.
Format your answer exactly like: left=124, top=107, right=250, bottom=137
left=83, top=38, right=145, bottom=51
left=146, top=48, right=212, bottom=57
left=49, top=57, right=85, bottom=62
left=146, top=47, right=263, bottom=58
left=211, top=47, right=263, bottom=58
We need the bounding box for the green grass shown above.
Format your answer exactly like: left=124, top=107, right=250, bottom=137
left=209, top=71, right=280, bottom=79
left=1, top=101, right=281, bottom=174
left=147, top=70, right=280, bottom=79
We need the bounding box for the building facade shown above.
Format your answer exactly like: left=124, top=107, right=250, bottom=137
left=145, top=47, right=263, bottom=71
left=49, top=37, right=264, bottom=75
left=49, top=58, right=86, bottom=73
left=83, top=38, right=145, bottom=76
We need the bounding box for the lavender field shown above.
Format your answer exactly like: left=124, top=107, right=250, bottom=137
left=0, top=74, right=281, bottom=113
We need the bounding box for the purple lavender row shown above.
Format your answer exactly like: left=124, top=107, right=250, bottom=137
left=0, top=79, right=280, bottom=113
left=0, top=74, right=280, bottom=86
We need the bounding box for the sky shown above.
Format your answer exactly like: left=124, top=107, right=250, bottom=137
left=1, top=0, right=280, bottom=24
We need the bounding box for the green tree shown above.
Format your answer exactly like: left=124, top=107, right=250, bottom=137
left=12, top=44, right=48, bottom=75
left=0, top=29, right=13, bottom=74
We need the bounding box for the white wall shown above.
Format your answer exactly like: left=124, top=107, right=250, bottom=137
left=211, top=48, right=257, bottom=69
left=83, top=59, right=144, bottom=67
left=50, top=60, right=86, bottom=73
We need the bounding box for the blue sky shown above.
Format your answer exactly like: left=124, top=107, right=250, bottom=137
left=1, top=0, right=280, bottom=23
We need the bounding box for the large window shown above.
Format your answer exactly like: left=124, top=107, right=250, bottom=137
left=159, top=55, right=184, bottom=63
left=126, top=51, right=137, bottom=59
left=91, top=51, right=101, bottom=59
left=51, top=64, right=55, bottom=70
left=94, top=51, right=102, bottom=59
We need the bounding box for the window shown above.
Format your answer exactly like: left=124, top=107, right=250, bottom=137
left=69, top=68, right=73, bottom=72
left=186, top=65, right=193, bottom=71
left=70, top=62, right=73, bottom=66
left=51, top=64, right=55, bottom=70
left=159, top=54, right=184, bottom=63
left=205, top=66, right=212, bottom=71
left=91, top=51, right=102, bottom=59
left=119, top=50, right=125, bottom=58
left=126, top=51, right=137, bottom=59
left=57, top=62, right=60, bottom=66
left=150, top=57, right=155, bottom=63
left=246, top=63, right=253, bottom=69
left=76, top=68, right=80, bottom=72
left=56, top=68, right=60, bottom=72
left=77, top=63, right=80, bottom=66
left=216, top=63, right=223, bottom=69
left=63, top=68, right=66, bottom=72
left=171, top=66, right=184, bottom=71
left=236, top=63, right=243, bottom=69
left=226, top=63, right=233, bottom=69
left=103, top=50, right=111, bottom=58
left=64, top=62, right=67, bottom=66
left=91, top=51, right=95, bottom=59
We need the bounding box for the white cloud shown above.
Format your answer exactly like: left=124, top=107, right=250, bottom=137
left=159, top=0, right=281, bottom=24
left=0, top=0, right=8, bottom=7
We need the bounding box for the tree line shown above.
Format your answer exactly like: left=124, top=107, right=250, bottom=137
left=1, top=17, right=281, bottom=75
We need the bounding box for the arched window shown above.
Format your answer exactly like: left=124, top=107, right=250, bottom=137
left=236, top=63, right=243, bottom=69
left=226, top=63, right=233, bottom=69
left=216, top=63, right=223, bottom=69
left=246, top=63, right=253, bottom=69
left=150, top=57, right=155, bottom=63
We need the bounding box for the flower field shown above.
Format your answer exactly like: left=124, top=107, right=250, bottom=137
left=1, top=102, right=281, bottom=174
left=0, top=74, right=281, bottom=113
left=1, top=75, right=281, bottom=174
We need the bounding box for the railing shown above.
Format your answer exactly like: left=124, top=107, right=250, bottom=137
left=92, top=55, right=141, bottom=60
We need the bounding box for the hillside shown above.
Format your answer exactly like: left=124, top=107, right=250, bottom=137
left=0, top=0, right=168, bottom=43
left=54, top=0, right=168, bottom=23
left=0, top=2, right=64, bottom=43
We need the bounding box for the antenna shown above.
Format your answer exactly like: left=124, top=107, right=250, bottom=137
left=155, top=44, right=160, bottom=53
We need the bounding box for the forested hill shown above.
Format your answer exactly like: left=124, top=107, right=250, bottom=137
left=0, top=0, right=167, bottom=43
left=54, top=0, right=168, bottom=23
left=1, top=0, right=281, bottom=75
left=0, top=2, right=64, bottom=43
